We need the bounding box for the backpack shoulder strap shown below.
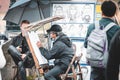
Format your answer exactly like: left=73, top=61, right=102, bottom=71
left=104, top=22, right=116, bottom=32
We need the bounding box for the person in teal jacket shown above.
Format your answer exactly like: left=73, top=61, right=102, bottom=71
left=84, top=1, right=120, bottom=80
left=84, top=18, right=120, bottom=48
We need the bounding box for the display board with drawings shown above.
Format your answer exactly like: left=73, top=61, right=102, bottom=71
left=51, top=2, right=95, bottom=62
left=51, top=3, right=95, bottom=80
left=51, top=2, right=95, bottom=38
left=52, top=3, right=95, bottom=24
left=59, top=24, right=89, bottom=38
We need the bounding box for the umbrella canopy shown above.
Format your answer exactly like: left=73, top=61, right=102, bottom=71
left=3, top=0, right=50, bottom=24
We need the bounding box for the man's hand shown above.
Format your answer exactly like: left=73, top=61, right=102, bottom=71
left=21, top=54, right=27, bottom=60
left=16, top=46, right=22, bottom=52
left=36, top=41, right=43, bottom=48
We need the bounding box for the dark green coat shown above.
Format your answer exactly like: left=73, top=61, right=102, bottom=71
left=11, top=33, right=29, bottom=53
left=11, top=33, right=33, bottom=57
left=84, top=18, right=120, bottom=49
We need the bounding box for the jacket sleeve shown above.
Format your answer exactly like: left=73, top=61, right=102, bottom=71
left=39, top=41, right=66, bottom=60
left=11, top=37, right=18, bottom=47
left=11, top=35, right=22, bottom=47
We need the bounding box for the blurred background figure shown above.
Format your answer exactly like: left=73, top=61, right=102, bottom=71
left=106, top=27, right=120, bottom=80
left=0, top=34, right=8, bottom=80
left=106, top=1, right=120, bottom=80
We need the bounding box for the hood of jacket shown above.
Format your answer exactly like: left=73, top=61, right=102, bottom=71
left=54, top=32, right=72, bottom=47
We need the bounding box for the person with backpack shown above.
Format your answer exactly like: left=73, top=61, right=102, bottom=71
left=84, top=1, right=120, bottom=80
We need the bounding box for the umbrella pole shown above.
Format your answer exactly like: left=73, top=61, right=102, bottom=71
left=36, top=0, right=44, bottom=20
left=36, top=0, right=51, bottom=50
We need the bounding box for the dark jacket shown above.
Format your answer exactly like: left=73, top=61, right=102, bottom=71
left=11, top=33, right=32, bottom=57
left=84, top=18, right=120, bottom=49
left=106, top=29, right=120, bottom=80
left=40, top=32, right=74, bottom=66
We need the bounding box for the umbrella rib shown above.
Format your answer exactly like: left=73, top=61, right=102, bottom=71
left=18, top=2, right=30, bottom=24
left=36, top=0, right=46, bottom=35
left=18, top=8, right=25, bottom=24
left=36, top=0, right=44, bottom=19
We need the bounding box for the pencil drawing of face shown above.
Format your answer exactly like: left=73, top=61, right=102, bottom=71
left=81, top=4, right=92, bottom=23
left=54, top=5, right=64, bottom=17
left=68, top=5, right=78, bottom=22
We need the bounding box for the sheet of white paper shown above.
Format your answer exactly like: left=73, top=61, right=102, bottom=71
left=0, top=45, right=6, bottom=69
left=0, top=45, right=6, bottom=80
left=28, top=31, right=48, bottom=65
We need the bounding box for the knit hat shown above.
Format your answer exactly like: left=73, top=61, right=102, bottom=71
left=47, top=24, right=62, bottom=33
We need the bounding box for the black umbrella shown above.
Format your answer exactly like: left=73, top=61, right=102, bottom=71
left=4, top=0, right=50, bottom=24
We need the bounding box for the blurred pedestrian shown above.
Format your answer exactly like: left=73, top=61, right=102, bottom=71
left=106, top=1, right=120, bottom=80
left=106, top=24, right=120, bottom=80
